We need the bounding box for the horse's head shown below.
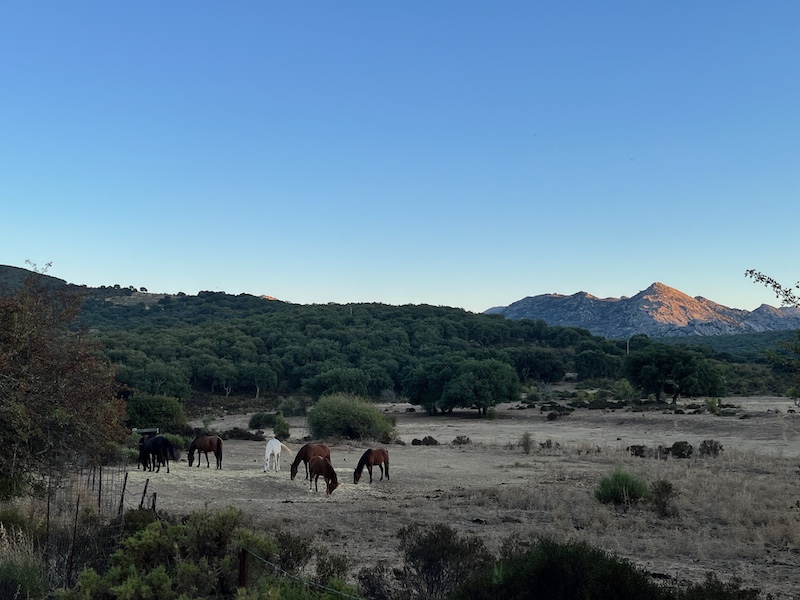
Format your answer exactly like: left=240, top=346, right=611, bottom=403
left=187, top=448, right=195, bottom=466
left=290, top=462, right=299, bottom=480
left=353, top=469, right=361, bottom=484
left=327, top=479, right=339, bottom=495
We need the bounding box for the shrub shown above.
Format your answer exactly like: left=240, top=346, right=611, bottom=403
left=277, top=396, right=309, bottom=417
left=273, top=413, right=290, bottom=440
left=699, top=439, right=724, bottom=457
left=651, top=479, right=679, bottom=518
left=519, top=432, right=533, bottom=454
left=0, top=524, right=50, bottom=600
left=274, top=529, right=314, bottom=575
left=307, top=393, right=394, bottom=441
left=126, top=393, right=187, bottom=429
left=395, top=523, right=492, bottom=600
left=453, top=538, right=672, bottom=600
left=595, top=468, right=650, bottom=505
left=58, top=507, right=259, bottom=600
left=248, top=412, right=276, bottom=430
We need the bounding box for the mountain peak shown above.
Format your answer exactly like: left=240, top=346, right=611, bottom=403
left=487, top=283, right=800, bottom=338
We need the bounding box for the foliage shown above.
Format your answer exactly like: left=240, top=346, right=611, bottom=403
left=307, top=394, right=394, bottom=441
left=273, top=413, right=290, bottom=440
left=625, top=343, right=725, bottom=403
left=745, top=269, right=799, bottom=307
left=125, top=393, right=187, bottom=429
left=56, top=507, right=268, bottom=600
left=595, top=468, right=650, bottom=505
left=519, top=432, right=533, bottom=454
left=394, top=523, right=492, bottom=600
left=249, top=412, right=277, bottom=429
left=450, top=537, right=670, bottom=600
left=0, top=523, right=50, bottom=600
left=0, top=277, right=128, bottom=499
left=651, top=479, right=679, bottom=518
left=699, top=439, right=724, bottom=457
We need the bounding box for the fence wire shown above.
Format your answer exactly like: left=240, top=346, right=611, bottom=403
left=242, top=548, right=364, bottom=600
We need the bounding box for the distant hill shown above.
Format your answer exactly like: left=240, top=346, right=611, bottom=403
left=0, top=264, right=68, bottom=292
left=485, top=282, right=800, bottom=339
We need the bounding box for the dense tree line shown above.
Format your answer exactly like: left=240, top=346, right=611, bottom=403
left=85, top=294, right=606, bottom=413
left=70, top=290, right=770, bottom=414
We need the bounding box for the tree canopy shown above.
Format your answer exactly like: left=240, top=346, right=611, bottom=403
left=0, top=278, right=128, bottom=498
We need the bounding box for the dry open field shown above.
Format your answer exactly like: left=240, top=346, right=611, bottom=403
left=126, top=395, right=800, bottom=598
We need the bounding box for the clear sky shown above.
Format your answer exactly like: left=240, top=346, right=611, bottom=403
left=2, top=2, right=798, bottom=313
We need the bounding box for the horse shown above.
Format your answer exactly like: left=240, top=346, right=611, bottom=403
left=308, top=456, right=339, bottom=495
left=263, top=438, right=293, bottom=472
left=289, top=443, right=331, bottom=480
left=188, top=435, right=224, bottom=469
left=140, top=435, right=177, bottom=473
left=353, top=448, right=390, bottom=484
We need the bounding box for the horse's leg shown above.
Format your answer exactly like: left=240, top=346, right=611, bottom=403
left=385, top=458, right=389, bottom=480
left=367, top=464, right=373, bottom=483
left=305, top=459, right=310, bottom=480
left=379, top=463, right=384, bottom=481
left=276, top=452, right=280, bottom=471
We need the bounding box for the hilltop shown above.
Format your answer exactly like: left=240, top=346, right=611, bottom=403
left=485, top=282, right=800, bottom=338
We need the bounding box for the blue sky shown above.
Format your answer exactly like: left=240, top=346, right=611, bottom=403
left=2, top=2, right=798, bottom=313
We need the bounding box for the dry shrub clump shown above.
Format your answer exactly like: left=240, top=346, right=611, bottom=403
left=0, top=522, right=49, bottom=600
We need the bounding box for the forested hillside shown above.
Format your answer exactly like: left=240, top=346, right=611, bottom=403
left=69, top=288, right=791, bottom=416
left=79, top=291, right=600, bottom=413
left=2, top=266, right=791, bottom=419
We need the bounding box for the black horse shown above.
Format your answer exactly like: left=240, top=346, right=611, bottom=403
left=138, top=435, right=177, bottom=473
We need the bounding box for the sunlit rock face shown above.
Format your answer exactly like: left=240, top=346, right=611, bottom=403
left=485, top=282, right=800, bottom=338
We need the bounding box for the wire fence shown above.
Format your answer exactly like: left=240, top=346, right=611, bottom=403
left=240, top=548, right=364, bottom=600
left=32, top=464, right=360, bottom=597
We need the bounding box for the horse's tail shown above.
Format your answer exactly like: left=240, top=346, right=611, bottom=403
left=280, top=442, right=293, bottom=455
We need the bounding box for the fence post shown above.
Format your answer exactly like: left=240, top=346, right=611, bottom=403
left=139, top=479, right=149, bottom=509
left=118, top=472, right=129, bottom=518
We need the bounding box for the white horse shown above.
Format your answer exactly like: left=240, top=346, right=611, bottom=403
left=263, top=438, right=293, bottom=472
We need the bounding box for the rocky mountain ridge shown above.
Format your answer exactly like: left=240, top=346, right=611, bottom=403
left=485, top=282, right=800, bottom=338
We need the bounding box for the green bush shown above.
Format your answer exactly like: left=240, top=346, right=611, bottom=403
left=307, top=394, right=394, bottom=441
left=393, top=523, right=492, bottom=600
left=451, top=537, right=670, bottom=600
left=248, top=412, right=277, bottom=430
left=126, top=393, right=187, bottom=429
left=595, top=468, right=650, bottom=505
left=277, top=396, right=309, bottom=417
left=57, top=507, right=264, bottom=600
left=274, top=413, right=290, bottom=440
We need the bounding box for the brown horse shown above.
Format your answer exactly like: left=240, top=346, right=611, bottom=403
left=353, top=448, right=389, bottom=484
left=188, top=435, right=224, bottom=469
left=308, top=456, right=339, bottom=495
left=290, top=443, right=331, bottom=480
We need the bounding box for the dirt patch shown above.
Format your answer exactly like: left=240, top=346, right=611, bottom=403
left=127, top=397, right=800, bottom=598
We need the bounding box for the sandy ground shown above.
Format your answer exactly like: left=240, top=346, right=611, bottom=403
left=124, top=396, right=800, bottom=598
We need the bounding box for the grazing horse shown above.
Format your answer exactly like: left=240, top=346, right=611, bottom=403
left=289, top=443, right=331, bottom=480
left=188, top=435, right=224, bottom=469
left=263, top=438, right=293, bottom=472
left=353, top=448, right=390, bottom=484
left=140, top=435, right=177, bottom=473
left=308, top=456, right=339, bottom=495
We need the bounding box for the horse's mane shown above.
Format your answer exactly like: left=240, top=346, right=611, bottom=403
left=327, top=460, right=338, bottom=485
left=354, top=449, right=371, bottom=477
